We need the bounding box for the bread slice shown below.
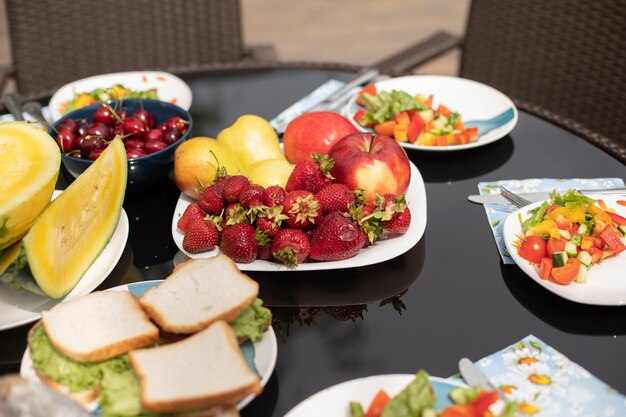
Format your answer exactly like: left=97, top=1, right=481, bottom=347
left=41, top=291, right=159, bottom=362
left=139, top=255, right=259, bottom=334
left=129, top=321, right=261, bottom=413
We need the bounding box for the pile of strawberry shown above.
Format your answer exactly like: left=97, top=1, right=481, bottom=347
left=177, top=153, right=412, bottom=266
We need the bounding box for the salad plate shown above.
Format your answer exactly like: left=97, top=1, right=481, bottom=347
left=503, top=194, right=626, bottom=306
left=48, top=71, right=193, bottom=122
left=284, top=374, right=466, bottom=417
left=171, top=161, right=427, bottom=271
left=20, top=279, right=278, bottom=411
left=343, top=75, right=518, bottom=152
left=0, top=190, right=129, bottom=331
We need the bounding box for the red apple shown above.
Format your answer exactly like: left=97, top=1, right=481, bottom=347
left=283, top=111, right=357, bottom=164
left=328, top=133, right=411, bottom=204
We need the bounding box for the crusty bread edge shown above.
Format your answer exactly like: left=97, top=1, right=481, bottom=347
left=42, top=291, right=160, bottom=362
left=139, top=256, right=260, bottom=334
left=129, top=321, right=262, bottom=413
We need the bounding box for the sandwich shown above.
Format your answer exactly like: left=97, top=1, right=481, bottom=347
left=27, top=255, right=272, bottom=417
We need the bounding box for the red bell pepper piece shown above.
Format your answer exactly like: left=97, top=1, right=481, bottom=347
left=407, top=114, right=426, bottom=143
left=593, top=237, right=604, bottom=249
left=465, top=127, right=479, bottom=142
left=588, top=246, right=603, bottom=264
left=539, top=258, right=553, bottom=280
left=365, top=389, right=391, bottom=417
left=606, top=211, right=626, bottom=226
left=374, top=121, right=397, bottom=137
left=441, top=405, right=475, bottom=417
left=599, top=226, right=626, bottom=253
left=470, top=391, right=499, bottom=416
left=569, top=223, right=579, bottom=236
left=356, top=84, right=377, bottom=107
left=602, top=248, right=620, bottom=259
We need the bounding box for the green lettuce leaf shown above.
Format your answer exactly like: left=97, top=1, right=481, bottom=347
left=229, top=298, right=271, bottom=342
left=381, top=370, right=436, bottom=417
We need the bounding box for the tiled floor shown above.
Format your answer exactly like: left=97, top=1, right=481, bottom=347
left=0, top=0, right=469, bottom=81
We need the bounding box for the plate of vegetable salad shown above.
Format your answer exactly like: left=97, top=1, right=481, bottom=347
left=343, top=75, right=517, bottom=151
left=284, top=370, right=516, bottom=417
left=504, top=190, right=626, bottom=306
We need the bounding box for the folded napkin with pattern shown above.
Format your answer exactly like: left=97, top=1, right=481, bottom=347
left=478, top=178, right=626, bottom=264
left=472, top=335, right=625, bottom=417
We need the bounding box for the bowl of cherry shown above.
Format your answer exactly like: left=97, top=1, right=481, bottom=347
left=49, top=99, right=192, bottom=192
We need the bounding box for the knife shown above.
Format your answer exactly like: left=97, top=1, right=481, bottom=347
left=468, top=188, right=626, bottom=206
left=458, top=358, right=498, bottom=391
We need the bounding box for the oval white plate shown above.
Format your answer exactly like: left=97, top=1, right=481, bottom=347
left=48, top=71, right=193, bottom=122
left=343, top=75, right=518, bottom=152
left=20, top=279, right=278, bottom=412
left=171, top=161, right=427, bottom=271
left=503, top=194, right=626, bottom=306
left=284, top=374, right=466, bottom=417
left=0, top=190, right=129, bottom=331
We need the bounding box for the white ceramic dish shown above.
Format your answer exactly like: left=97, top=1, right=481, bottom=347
left=0, top=190, right=129, bottom=331
left=171, top=161, right=427, bottom=271
left=503, top=194, right=626, bottom=306
left=343, top=75, right=518, bottom=151
left=48, top=71, right=192, bottom=122
left=284, top=374, right=466, bottom=417
left=20, top=279, right=278, bottom=412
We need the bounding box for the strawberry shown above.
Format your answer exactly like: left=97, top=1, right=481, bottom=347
left=285, top=153, right=334, bottom=193
left=222, top=175, right=250, bottom=203
left=258, top=243, right=272, bottom=260
left=219, top=223, right=258, bottom=263
left=177, top=203, right=205, bottom=233
left=382, top=207, right=411, bottom=235
left=309, top=211, right=367, bottom=261
left=197, top=185, right=224, bottom=215
left=256, top=230, right=272, bottom=260
left=182, top=219, right=219, bottom=253
left=348, top=203, right=382, bottom=245
left=264, top=185, right=286, bottom=207
left=271, top=229, right=310, bottom=266
left=283, top=190, right=321, bottom=229
left=256, top=205, right=288, bottom=238
left=316, top=183, right=355, bottom=213
left=240, top=184, right=266, bottom=209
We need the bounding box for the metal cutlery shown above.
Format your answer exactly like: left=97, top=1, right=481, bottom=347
left=22, top=101, right=50, bottom=126
left=498, top=186, right=531, bottom=208
left=2, top=93, right=24, bottom=121
left=465, top=108, right=515, bottom=139
left=458, top=358, right=499, bottom=392
left=468, top=187, right=626, bottom=206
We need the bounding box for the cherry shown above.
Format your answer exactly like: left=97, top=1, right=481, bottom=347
left=156, top=122, right=168, bottom=132
left=67, top=149, right=82, bottom=159
left=87, top=123, right=111, bottom=140
left=112, top=124, right=124, bottom=138
left=76, top=123, right=89, bottom=137
left=166, top=117, right=189, bottom=134
left=145, top=141, right=167, bottom=154
left=80, top=136, right=106, bottom=158
left=58, top=118, right=78, bottom=134
left=88, top=149, right=104, bottom=161
left=56, top=129, right=75, bottom=152
left=75, top=135, right=86, bottom=149
left=163, top=128, right=181, bottom=145
left=145, top=129, right=163, bottom=142
left=117, top=109, right=128, bottom=121
left=124, top=138, right=145, bottom=150
left=133, top=109, right=155, bottom=129
left=126, top=148, right=147, bottom=159
left=122, top=117, right=147, bottom=138
left=93, top=105, right=116, bottom=126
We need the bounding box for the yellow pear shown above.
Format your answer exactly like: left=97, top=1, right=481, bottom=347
left=247, top=159, right=295, bottom=188
left=216, top=115, right=285, bottom=169
left=174, top=137, right=244, bottom=199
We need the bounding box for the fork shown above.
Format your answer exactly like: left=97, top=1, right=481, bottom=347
left=498, top=186, right=531, bottom=208
left=465, top=108, right=515, bottom=138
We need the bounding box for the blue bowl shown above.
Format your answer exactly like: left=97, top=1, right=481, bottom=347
left=49, top=99, right=192, bottom=193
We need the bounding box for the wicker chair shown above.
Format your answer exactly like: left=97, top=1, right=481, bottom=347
left=372, top=0, right=626, bottom=164
left=0, top=0, right=278, bottom=103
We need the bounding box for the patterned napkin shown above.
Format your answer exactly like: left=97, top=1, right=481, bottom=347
left=269, top=79, right=345, bottom=134
left=478, top=178, right=626, bottom=264
left=473, top=335, right=625, bottom=417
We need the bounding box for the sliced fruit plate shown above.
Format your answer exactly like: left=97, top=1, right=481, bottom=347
left=171, top=161, right=427, bottom=271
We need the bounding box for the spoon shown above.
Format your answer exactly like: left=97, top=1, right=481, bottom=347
left=22, top=101, right=50, bottom=126
left=464, top=108, right=515, bottom=138
left=2, top=93, right=24, bottom=121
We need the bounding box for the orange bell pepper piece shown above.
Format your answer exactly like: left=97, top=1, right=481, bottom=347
left=374, top=120, right=397, bottom=137
left=437, top=104, right=453, bottom=117
left=394, top=111, right=411, bottom=126
left=365, top=390, right=391, bottom=417
left=393, top=123, right=409, bottom=142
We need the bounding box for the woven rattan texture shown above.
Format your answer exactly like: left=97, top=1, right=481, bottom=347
left=460, top=0, right=626, bottom=153
left=6, top=0, right=244, bottom=98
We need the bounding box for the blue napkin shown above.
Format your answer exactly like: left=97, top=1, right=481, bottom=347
left=478, top=178, right=625, bottom=264
left=472, top=335, right=625, bottom=417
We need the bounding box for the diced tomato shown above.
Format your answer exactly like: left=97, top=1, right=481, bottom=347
left=599, top=226, right=626, bottom=252
left=394, top=111, right=411, bottom=126
left=539, top=258, right=553, bottom=280
left=581, top=236, right=594, bottom=251
left=606, top=211, right=626, bottom=225
left=554, top=215, right=572, bottom=230
left=593, top=237, right=604, bottom=249
left=374, top=121, right=396, bottom=137
left=441, top=405, right=474, bottom=417
left=425, top=94, right=433, bottom=108
left=470, top=391, right=499, bottom=416
left=546, top=237, right=567, bottom=257
left=519, top=236, right=548, bottom=264
left=436, top=104, right=453, bottom=117
left=588, top=246, right=603, bottom=264
left=465, top=127, right=479, bottom=142
left=569, top=223, right=579, bottom=236
left=365, top=390, right=391, bottom=417
left=551, top=258, right=581, bottom=285
left=407, top=114, right=425, bottom=143
left=455, top=133, right=470, bottom=145
left=356, top=84, right=377, bottom=106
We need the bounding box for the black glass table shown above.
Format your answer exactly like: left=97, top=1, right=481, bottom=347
left=1, top=68, right=625, bottom=417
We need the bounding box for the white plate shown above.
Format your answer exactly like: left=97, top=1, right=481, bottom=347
left=20, top=279, right=277, bottom=411
left=171, top=161, right=427, bottom=271
left=343, top=75, right=518, bottom=151
left=0, top=190, right=129, bottom=331
left=284, top=374, right=466, bottom=417
left=48, top=71, right=193, bottom=122
left=503, top=194, right=626, bottom=306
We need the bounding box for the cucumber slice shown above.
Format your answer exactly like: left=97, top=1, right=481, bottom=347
left=565, top=242, right=578, bottom=257
left=418, top=109, right=434, bottom=124
left=449, top=387, right=468, bottom=405
left=577, top=250, right=592, bottom=267
left=559, top=229, right=571, bottom=240
left=576, top=265, right=588, bottom=283
left=422, top=408, right=438, bottom=417
left=618, top=224, right=626, bottom=235
left=577, top=223, right=589, bottom=236
left=552, top=251, right=568, bottom=267
left=432, top=115, right=448, bottom=130
left=570, top=233, right=583, bottom=246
